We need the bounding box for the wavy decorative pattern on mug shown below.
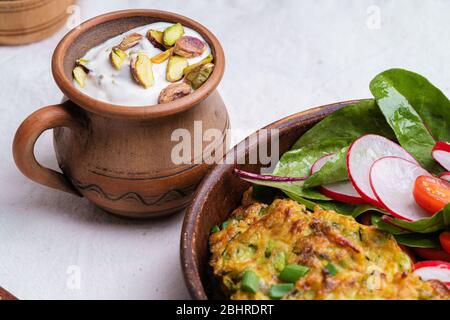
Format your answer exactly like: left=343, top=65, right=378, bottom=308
left=71, top=179, right=198, bottom=206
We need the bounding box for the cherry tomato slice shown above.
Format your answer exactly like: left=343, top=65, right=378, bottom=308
left=413, top=175, right=450, bottom=215
left=414, top=247, right=450, bottom=263
left=440, top=231, right=450, bottom=254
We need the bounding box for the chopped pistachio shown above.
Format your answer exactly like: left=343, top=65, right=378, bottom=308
left=158, top=82, right=191, bottom=104
left=110, top=48, right=127, bottom=70
left=166, top=55, right=188, bottom=82
left=183, top=54, right=213, bottom=75
left=130, top=53, right=154, bottom=88
left=150, top=47, right=173, bottom=64
left=115, top=33, right=143, bottom=51
left=163, top=23, right=185, bottom=47
left=185, top=63, right=214, bottom=89
left=174, top=36, right=206, bottom=58
left=73, top=66, right=87, bottom=88
left=147, top=29, right=166, bottom=51
left=76, top=58, right=89, bottom=68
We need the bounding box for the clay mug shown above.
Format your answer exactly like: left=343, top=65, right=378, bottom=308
left=13, top=10, right=229, bottom=218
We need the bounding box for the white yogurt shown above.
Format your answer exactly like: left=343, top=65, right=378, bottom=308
left=75, top=22, right=211, bottom=106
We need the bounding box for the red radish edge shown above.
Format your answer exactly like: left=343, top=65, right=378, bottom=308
left=311, top=154, right=366, bottom=205
left=414, top=260, right=450, bottom=270
left=233, top=168, right=306, bottom=182
left=347, top=134, right=419, bottom=208
left=440, top=172, right=450, bottom=182
left=432, top=141, right=450, bottom=171
left=413, top=260, right=450, bottom=285
left=369, top=156, right=431, bottom=221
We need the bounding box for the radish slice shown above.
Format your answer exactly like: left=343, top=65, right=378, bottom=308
left=347, top=134, right=418, bottom=206
left=432, top=142, right=450, bottom=171
left=414, top=261, right=450, bottom=286
left=233, top=169, right=306, bottom=182
left=370, top=156, right=431, bottom=221
left=440, top=172, right=450, bottom=182
left=311, top=154, right=365, bottom=204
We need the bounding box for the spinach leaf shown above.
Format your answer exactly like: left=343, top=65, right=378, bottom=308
left=370, top=68, right=450, bottom=172
left=394, top=233, right=440, bottom=249
left=274, top=100, right=395, bottom=185
left=239, top=177, right=331, bottom=201
left=386, top=203, right=450, bottom=233
left=274, top=139, right=350, bottom=178
left=371, top=69, right=450, bottom=142
left=284, top=190, right=385, bottom=218
left=371, top=214, right=410, bottom=235
left=303, top=146, right=349, bottom=188
left=292, top=100, right=396, bottom=149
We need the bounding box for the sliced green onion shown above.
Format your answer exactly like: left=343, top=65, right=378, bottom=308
left=268, top=283, right=294, bottom=299
left=241, top=270, right=260, bottom=293
left=221, top=220, right=230, bottom=229
left=265, top=240, right=274, bottom=258
left=273, top=252, right=286, bottom=272
left=325, top=262, right=338, bottom=276
left=210, top=225, right=220, bottom=234
left=279, top=264, right=309, bottom=282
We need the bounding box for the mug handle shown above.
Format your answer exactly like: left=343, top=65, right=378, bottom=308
left=13, top=103, right=85, bottom=196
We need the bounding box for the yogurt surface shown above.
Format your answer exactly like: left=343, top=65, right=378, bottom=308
left=75, top=22, right=211, bottom=106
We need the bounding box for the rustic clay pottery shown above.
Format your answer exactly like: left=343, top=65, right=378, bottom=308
left=180, top=100, right=364, bottom=299
left=0, top=286, right=16, bottom=300
left=13, top=10, right=228, bottom=218
left=0, top=0, right=76, bottom=45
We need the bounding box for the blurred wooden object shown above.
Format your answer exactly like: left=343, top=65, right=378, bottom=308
left=0, top=0, right=76, bottom=45
left=0, top=286, right=16, bottom=300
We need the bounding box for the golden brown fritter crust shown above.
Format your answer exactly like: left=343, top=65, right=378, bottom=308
left=209, top=197, right=450, bottom=300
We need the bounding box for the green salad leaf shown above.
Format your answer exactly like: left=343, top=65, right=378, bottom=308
left=384, top=203, right=450, bottom=233
left=291, top=100, right=396, bottom=150
left=240, top=178, right=331, bottom=201
left=371, top=214, right=410, bottom=235
left=370, top=68, right=450, bottom=173
left=303, top=146, right=349, bottom=188
left=284, top=190, right=385, bottom=218
left=394, top=233, right=440, bottom=249
left=274, top=100, right=395, bottom=185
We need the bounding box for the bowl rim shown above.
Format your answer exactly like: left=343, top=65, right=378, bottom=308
left=180, top=99, right=367, bottom=299
left=52, top=9, right=225, bottom=120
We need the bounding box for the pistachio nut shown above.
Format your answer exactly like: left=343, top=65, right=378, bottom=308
left=158, top=82, right=191, bottom=104
left=163, top=23, right=184, bottom=47
left=130, top=53, right=155, bottom=88
left=166, top=55, right=188, bottom=82
left=174, top=36, right=206, bottom=58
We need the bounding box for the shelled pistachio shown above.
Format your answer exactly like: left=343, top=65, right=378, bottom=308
left=110, top=48, right=128, bottom=70
left=151, top=48, right=173, bottom=64
left=183, top=54, right=213, bottom=76
left=130, top=53, right=154, bottom=88
left=174, top=36, right=205, bottom=58
left=73, top=66, right=88, bottom=88
left=166, top=55, right=188, bottom=82
left=163, top=23, right=184, bottom=47
left=185, top=63, right=214, bottom=89
left=115, top=33, right=143, bottom=51
left=158, top=82, right=191, bottom=104
left=147, top=29, right=166, bottom=51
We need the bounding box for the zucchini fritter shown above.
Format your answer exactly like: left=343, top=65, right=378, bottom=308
left=209, top=196, right=450, bottom=300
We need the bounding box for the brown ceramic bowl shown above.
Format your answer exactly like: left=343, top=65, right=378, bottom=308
left=0, top=286, right=16, bottom=300
left=180, top=99, right=364, bottom=299
left=13, top=10, right=228, bottom=218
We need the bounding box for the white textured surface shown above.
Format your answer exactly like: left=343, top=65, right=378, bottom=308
left=0, top=0, right=449, bottom=299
